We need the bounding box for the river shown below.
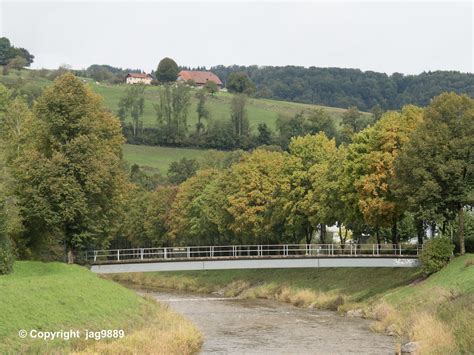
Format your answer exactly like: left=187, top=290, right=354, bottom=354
left=140, top=289, right=395, bottom=354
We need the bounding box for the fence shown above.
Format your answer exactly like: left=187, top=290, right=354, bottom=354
left=85, top=243, right=421, bottom=264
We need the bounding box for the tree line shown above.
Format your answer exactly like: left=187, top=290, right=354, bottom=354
left=209, top=65, right=474, bottom=111
left=0, top=74, right=472, bottom=274
left=119, top=92, right=473, bottom=254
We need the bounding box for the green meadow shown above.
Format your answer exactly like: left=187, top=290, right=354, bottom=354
left=0, top=69, right=367, bottom=133
left=123, top=144, right=214, bottom=174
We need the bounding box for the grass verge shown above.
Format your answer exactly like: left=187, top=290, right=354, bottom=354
left=0, top=261, right=202, bottom=354
left=108, top=254, right=474, bottom=354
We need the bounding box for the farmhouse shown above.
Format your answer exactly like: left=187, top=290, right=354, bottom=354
left=125, top=73, right=153, bottom=85
left=177, top=70, right=223, bottom=88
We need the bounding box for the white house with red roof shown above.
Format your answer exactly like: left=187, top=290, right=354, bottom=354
left=125, top=73, right=153, bottom=85
left=177, top=70, right=223, bottom=88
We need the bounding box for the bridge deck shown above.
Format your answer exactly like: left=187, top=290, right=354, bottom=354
left=87, top=244, right=421, bottom=273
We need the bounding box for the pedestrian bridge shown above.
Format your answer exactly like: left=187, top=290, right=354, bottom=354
left=88, top=244, right=421, bottom=273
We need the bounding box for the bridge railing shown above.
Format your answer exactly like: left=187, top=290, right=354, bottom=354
left=85, top=243, right=422, bottom=263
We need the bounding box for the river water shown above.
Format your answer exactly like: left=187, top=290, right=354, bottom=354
left=140, top=289, right=395, bottom=354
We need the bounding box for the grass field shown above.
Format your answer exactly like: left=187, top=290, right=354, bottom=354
left=0, top=69, right=369, bottom=133
left=0, top=261, right=201, bottom=354
left=110, top=254, right=474, bottom=354
left=91, top=81, right=354, bottom=131
left=123, top=144, right=214, bottom=174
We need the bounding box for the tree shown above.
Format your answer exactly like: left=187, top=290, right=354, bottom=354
left=155, top=83, right=191, bottom=144
left=195, top=90, right=210, bottom=135
left=0, top=37, right=34, bottom=66
left=223, top=149, right=297, bottom=244
left=11, top=73, right=126, bottom=262
left=204, top=81, right=218, bottom=96
left=287, top=133, right=339, bottom=243
left=118, top=84, right=145, bottom=136
left=230, top=94, right=249, bottom=138
left=306, top=109, right=337, bottom=140
left=144, top=186, right=178, bottom=247
left=256, top=123, right=272, bottom=146
left=156, top=57, right=179, bottom=83
left=227, top=72, right=256, bottom=95
left=395, top=93, right=474, bottom=254
left=276, top=112, right=307, bottom=149
left=167, top=169, right=221, bottom=245
left=356, top=106, right=424, bottom=245
left=7, top=56, right=27, bottom=71
left=167, top=157, right=199, bottom=184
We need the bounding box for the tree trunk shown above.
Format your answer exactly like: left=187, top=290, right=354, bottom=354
left=430, top=222, right=436, bottom=238
left=305, top=225, right=313, bottom=244
left=458, top=205, right=465, bottom=255
left=376, top=228, right=381, bottom=252
left=415, top=217, right=424, bottom=245
left=319, top=224, right=326, bottom=244
left=391, top=221, right=399, bottom=249
left=67, top=249, right=75, bottom=264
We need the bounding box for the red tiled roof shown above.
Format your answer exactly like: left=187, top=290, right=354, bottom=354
left=126, top=73, right=152, bottom=79
left=178, top=70, right=223, bottom=85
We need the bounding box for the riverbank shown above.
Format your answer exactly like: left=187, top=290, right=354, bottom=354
left=0, top=261, right=202, bottom=354
left=109, top=253, right=474, bottom=354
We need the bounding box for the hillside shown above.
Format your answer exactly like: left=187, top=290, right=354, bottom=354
left=0, top=261, right=201, bottom=353
left=0, top=70, right=369, bottom=133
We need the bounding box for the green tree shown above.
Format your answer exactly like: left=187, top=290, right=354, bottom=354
left=155, top=84, right=191, bottom=144
left=167, top=157, right=199, bottom=184
left=339, top=106, right=373, bottom=143
left=227, top=72, right=256, bottom=95
left=256, top=123, right=272, bottom=146
left=395, top=93, right=474, bottom=254
left=306, top=108, right=337, bottom=139
left=195, top=90, right=210, bottom=135
left=156, top=57, right=179, bottom=83
left=204, top=81, right=218, bottom=96
left=230, top=94, right=249, bottom=138
left=167, top=169, right=220, bottom=245
left=11, top=73, right=126, bottom=262
left=7, top=56, right=27, bottom=71
left=144, top=186, right=178, bottom=247
left=118, top=84, right=145, bottom=136
left=287, top=133, right=339, bottom=243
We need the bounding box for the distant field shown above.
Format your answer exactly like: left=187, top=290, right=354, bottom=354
left=90, top=81, right=354, bottom=131
left=0, top=70, right=369, bottom=133
left=123, top=144, right=213, bottom=174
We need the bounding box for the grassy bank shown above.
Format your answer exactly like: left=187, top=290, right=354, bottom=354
left=0, top=261, right=202, bottom=354
left=109, top=254, right=474, bottom=354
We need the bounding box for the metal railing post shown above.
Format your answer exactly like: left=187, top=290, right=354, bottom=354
left=164, top=248, right=167, bottom=259
left=117, top=250, right=120, bottom=261
left=140, top=248, right=144, bottom=260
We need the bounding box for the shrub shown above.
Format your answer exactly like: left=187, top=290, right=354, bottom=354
left=420, top=238, right=454, bottom=275
left=0, top=235, right=15, bottom=274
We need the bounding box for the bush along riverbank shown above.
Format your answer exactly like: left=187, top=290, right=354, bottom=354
left=108, top=253, right=474, bottom=355
left=0, top=261, right=202, bottom=354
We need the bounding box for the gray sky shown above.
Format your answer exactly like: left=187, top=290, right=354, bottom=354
left=1, top=1, right=472, bottom=74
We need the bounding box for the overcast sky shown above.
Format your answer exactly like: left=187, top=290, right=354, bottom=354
left=0, top=1, right=472, bottom=74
